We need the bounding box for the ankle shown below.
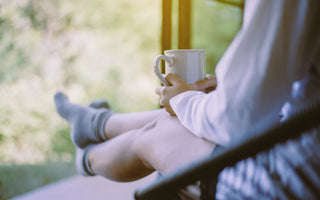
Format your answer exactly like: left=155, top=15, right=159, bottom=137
left=103, top=114, right=117, bottom=139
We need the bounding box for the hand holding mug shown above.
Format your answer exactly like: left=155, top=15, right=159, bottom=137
left=155, top=73, right=194, bottom=115
left=155, top=73, right=217, bottom=115
left=153, top=49, right=208, bottom=115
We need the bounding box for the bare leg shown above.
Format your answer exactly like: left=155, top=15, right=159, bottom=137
left=54, top=92, right=213, bottom=180
left=104, top=109, right=166, bottom=139
left=89, top=112, right=215, bottom=182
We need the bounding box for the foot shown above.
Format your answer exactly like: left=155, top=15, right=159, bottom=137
left=54, top=92, right=112, bottom=148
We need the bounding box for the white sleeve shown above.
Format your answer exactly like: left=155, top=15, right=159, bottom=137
left=170, top=0, right=320, bottom=145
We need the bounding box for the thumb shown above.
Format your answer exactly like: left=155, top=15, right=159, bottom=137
left=155, top=86, right=165, bottom=95
left=165, top=73, right=185, bottom=86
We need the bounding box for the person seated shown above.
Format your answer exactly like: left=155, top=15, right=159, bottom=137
left=54, top=0, right=320, bottom=199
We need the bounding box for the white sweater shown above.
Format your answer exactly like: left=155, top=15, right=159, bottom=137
left=170, top=0, right=320, bottom=145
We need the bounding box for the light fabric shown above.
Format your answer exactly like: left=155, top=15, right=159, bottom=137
left=170, top=0, right=320, bottom=145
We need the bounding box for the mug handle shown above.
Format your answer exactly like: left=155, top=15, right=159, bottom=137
left=153, top=55, right=174, bottom=86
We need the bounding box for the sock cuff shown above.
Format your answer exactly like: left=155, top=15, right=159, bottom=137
left=91, top=109, right=112, bottom=142
left=83, top=145, right=96, bottom=176
left=97, top=110, right=112, bottom=141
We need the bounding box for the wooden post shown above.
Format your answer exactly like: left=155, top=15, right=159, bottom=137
left=161, top=0, right=172, bottom=73
left=178, top=0, right=191, bottom=49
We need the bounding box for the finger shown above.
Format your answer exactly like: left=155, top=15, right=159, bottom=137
left=201, top=78, right=217, bottom=90
left=155, top=86, right=165, bottom=95
left=159, top=98, right=166, bottom=107
left=192, top=77, right=217, bottom=91
left=165, top=73, right=186, bottom=86
left=165, top=106, right=176, bottom=116
left=205, top=74, right=216, bottom=79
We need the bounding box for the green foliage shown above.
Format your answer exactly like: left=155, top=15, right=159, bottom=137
left=0, top=162, right=76, bottom=200
left=51, top=126, right=75, bottom=155
left=193, top=0, right=242, bottom=74
left=0, top=0, right=161, bottom=164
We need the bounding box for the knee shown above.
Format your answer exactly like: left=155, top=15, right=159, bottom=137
left=131, top=120, right=159, bottom=170
left=131, top=114, right=176, bottom=172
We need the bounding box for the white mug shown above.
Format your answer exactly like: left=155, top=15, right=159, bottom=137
left=153, top=49, right=206, bottom=86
